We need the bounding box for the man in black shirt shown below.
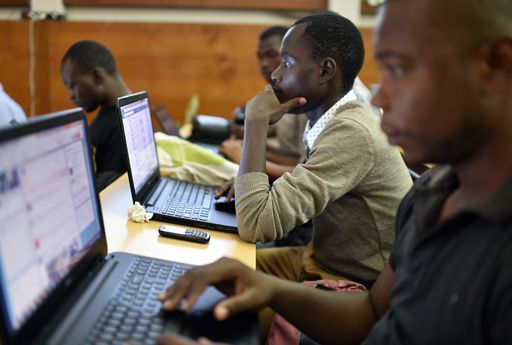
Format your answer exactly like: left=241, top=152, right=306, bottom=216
left=61, top=40, right=130, bottom=190
left=159, top=1, right=512, bottom=344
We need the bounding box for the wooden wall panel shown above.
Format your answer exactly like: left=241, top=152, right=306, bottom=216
left=0, top=21, right=30, bottom=115
left=0, top=0, right=27, bottom=6
left=36, top=21, right=268, bottom=124
left=66, top=0, right=327, bottom=11
left=1, top=21, right=379, bottom=124
left=359, top=27, right=380, bottom=90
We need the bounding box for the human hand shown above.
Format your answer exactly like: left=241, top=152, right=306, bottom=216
left=156, top=334, right=225, bottom=345
left=214, top=180, right=235, bottom=201
left=231, top=124, right=244, bottom=139
left=219, top=139, right=243, bottom=163
left=159, top=257, right=276, bottom=321
left=245, top=86, right=306, bottom=126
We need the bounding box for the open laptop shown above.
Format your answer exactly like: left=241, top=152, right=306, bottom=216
left=152, top=105, right=181, bottom=137
left=0, top=109, right=256, bottom=345
left=117, top=91, right=237, bottom=233
left=152, top=105, right=221, bottom=154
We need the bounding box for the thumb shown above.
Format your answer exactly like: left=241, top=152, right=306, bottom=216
left=213, top=291, right=260, bottom=321
left=281, top=96, right=306, bottom=112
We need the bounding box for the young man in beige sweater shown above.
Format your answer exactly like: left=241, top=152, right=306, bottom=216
left=224, top=12, right=412, bottom=287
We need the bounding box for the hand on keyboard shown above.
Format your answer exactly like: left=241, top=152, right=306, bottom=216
left=159, top=257, right=278, bottom=321
left=214, top=180, right=235, bottom=202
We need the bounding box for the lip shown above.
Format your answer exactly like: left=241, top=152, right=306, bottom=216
left=381, top=123, right=402, bottom=146
left=386, top=135, right=401, bottom=147
left=272, top=87, right=285, bottom=103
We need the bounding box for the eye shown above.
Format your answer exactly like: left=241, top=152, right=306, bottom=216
left=281, top=60, right=291, bottom=68
left=386, top=64, right=404, bottom=78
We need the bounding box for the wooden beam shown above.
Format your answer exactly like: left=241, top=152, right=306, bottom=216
left=0, top=0, right=28, bottom=6
left=65, top=0, right=327, bottom=11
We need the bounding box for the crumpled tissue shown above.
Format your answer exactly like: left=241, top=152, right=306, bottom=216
left=128, top=202, right=153, bottom=223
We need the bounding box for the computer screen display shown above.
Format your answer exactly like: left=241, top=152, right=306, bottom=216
left=0, top=119, right=102, bottom=334
left=119, top=98, right=159, bottom=194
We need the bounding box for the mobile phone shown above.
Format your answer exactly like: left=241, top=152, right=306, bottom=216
left=158, top=225, right=210, bottom=244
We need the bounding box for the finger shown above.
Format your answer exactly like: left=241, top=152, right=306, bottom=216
left=212, top=289, right=260, bottom=321
left=214, top=183, right=230, bottom=199
left=161, top=261, right=232, bottom=311
left=162, top=279, right=206, bottom=312
left=226, top=186, right=235, bottom=202
left=281, top=96, right=307, bottom=112
left=159, top=275, right=194, bottom=311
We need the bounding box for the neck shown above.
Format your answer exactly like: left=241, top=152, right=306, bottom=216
left=451, top=134, right=512, bottom=207
left=306, top=90, right=345, bottom=126
left=102, top=74, right=131, bottom=108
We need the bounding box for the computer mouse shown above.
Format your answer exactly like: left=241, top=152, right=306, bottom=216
left=214, top=197, right=236, bottom=214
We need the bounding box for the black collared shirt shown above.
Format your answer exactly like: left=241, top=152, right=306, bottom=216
left=364, top=166, right=512, bottom=344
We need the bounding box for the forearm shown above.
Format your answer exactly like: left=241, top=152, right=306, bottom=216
left=266, top=149, right=301, bottom=165
left=238, top=118, right=269, bottom=177
left=266, top=161, right=295, bottom=180
left=269, top=278, right=376, bottom=345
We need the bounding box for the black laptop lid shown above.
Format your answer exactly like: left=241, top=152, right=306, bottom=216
left=0, top=109, right=108, bottom=344
left=117, top=91, right=161, bottom=203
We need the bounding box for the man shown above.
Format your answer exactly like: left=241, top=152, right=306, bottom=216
left=0, top=83, right=26, bottom=127
left=159, top=1, right=512, bottom=344
left=222, top=27, right=376, bottom=182
left=222, top=25, right=308, bottom=180
left=61, top=40, right=130, bottom=190
left=233, top=12, right=411, bottom=287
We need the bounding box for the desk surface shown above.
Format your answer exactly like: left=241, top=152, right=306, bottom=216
left=99, top=174, right=255, bottom=268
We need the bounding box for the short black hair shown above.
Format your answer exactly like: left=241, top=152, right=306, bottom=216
left=259, top=26, right=288, bottom=41
left=294, top=12, right=364, bottom=94
left=61, top=40, right=117, bottom=76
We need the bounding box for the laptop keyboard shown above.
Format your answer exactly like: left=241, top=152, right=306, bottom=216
left=162, top=180, right=212, bottom=221
left=83, top=257, right=188, bottom=345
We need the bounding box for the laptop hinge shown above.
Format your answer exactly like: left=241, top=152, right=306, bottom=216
left=146, top=179, right=167, bottom=206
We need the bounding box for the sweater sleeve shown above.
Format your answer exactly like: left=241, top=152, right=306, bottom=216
left=234, top=113, right=377, bottom=243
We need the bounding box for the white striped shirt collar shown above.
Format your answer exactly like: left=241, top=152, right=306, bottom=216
left=303, top=90, right=356, bottom=150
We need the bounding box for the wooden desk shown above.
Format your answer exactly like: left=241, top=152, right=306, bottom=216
left=99, top=173, right=255, bottom=268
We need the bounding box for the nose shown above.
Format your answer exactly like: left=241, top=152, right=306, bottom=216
left=260, top=57, right=270, bottom=68
left=370, top=83, right=388, bottom=112
left=270, top=67, right=281, bottom=85
left=67, top=89, right=75, bottom=101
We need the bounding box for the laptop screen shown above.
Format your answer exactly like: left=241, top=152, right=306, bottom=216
left=119, top=97, right=159, bottom=194
left=0, top=117, right=102, bottom=335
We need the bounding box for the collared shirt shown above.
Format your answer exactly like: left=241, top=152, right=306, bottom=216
left=0, top=84, right=26, bottom=128
left=363, top=166, right=512, bottom=345
left=352, top=77, right=372, bottom=104
left=303, top=90, right=356, bottom=150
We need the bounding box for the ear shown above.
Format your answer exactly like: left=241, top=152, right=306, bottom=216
left=91, top=67, right=107, bottom=86
left=319, top=57, right=337, bottom=84
left=479, top=37, right=512, bottom=95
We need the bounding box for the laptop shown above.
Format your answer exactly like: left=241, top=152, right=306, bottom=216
left=0, top=109, right=257, bottom=345
left=152, top=105, right=181, bottom=137
left=151, top=105, right=220, bottom=154
left=117, top=91, right=237, bottom=233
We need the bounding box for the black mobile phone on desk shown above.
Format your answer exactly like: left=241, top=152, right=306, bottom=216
left=158, top=225, right=210, bottom=244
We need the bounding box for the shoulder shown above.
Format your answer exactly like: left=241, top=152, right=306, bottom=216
left=314, top=101, right=379, bottom=153
left=395, top=169, right=433, bottom=229
left=323, top=101, right=380, bottom=137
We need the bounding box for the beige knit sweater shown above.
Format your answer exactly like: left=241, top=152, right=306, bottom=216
left=235, top=101, right=412, bottom=282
